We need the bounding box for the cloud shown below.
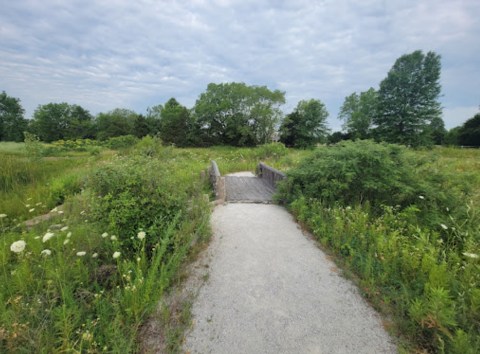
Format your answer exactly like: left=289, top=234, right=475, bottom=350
left=0, top=0, right=479, bottom=132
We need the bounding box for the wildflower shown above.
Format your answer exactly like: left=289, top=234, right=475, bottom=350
left=113, top=251, right=121, bottom=259
left=463, top=252, right=479, bottom=259
left=418, top=195, right=425, bottom=200
left=82, top=331, right=93, bottom=341
left=110, top=235, right=117, bottom=241
left=76, top=251, right=86, bottom=257
left=26, top=204, right=31, bottom=208
left=61, top=226, right=69, bottom=232
left=63, top=239, right=70, bottom=245
left=58, top=211, right=64, bottom=214
left=440, top=224, right=448, bottom=230
left=101, top=232, right=108, bottom=238
left=29, top=208, right=35, bottom=213
left=67, top=232, right=72, bottom=238
left=0, top=213, right=7, bottom=218
left=137, top=231, right=146, bottom=240
left=41, top=249, right=52, bottom=256
left=42, top=232, right=55, bottom=243
left=51, top=207, right=58, bottom=213
left=36, top=202, right=42, bottom=206
left=92, top=253, right=98, bottom=258
left=10, top=240, right=26, bottom=253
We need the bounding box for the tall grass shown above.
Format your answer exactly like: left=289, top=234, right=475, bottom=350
left=279, top=141, right=480, bottom=353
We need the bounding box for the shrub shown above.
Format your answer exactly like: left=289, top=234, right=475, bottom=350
left=88, top=156, right=187, bottom=256
left=278, top=140, right=461, bottom=225
left=103, top=135, right=138, bottom=150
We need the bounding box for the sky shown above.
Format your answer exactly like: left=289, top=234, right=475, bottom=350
left=1, top=0, right=479, bottom=131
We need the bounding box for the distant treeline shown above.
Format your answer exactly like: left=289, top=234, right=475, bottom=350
left=1, top=50, right=479, bottom=147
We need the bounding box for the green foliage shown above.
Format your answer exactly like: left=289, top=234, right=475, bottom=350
left=279, top=99, right=329, bottom=148
left=103, top=135, right=138, bottom=150
left=279, top=140, right=459, bottom=223
left=0, top=91, right=27, bottom=142
left=95, top=108, right=139, bottom=141
left=159, top=98, right=195, bottom=146
left=23, top=131, right=44, bottom=160
left=374, top=50, right=443, bottom=147
left=194, top=82, right=285, bottom=146
left=338, top=88, right=377, bottom=139
left=282, top=142, right=480, bottom=353
left=458, top=113, right=480, bottom=147
left=29, top=103, right=94, bottom=142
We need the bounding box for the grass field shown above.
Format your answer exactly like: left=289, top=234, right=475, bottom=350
left=1, top=140, right=478, bottom=353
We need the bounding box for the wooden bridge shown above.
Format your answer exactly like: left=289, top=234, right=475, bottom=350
left=209, top=161, right=286, bottom=203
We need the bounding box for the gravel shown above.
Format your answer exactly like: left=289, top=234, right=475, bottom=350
left=183, top=203, right=397, bottom=354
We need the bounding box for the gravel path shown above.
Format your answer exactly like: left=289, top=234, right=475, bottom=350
left=183, top=203, right=397, bottom=354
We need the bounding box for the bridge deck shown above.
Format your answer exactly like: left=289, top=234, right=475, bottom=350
left=225, top=176, right=275, bottom=203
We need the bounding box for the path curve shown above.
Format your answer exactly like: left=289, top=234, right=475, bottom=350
left=184, top=203, right=397, bottom=353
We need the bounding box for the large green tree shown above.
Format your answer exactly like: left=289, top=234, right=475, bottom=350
left=95, top=108, right=138, bottom=140
left=194, top=82, right=285, bottom=146
left=374, top=50, right=443, bottom=146
left=457, top=113, right=480, bottom=146
left=159, top=98, right=194, bottom=146
left=338, top=88, right=377, bottom=139
left=30, top=103, right=93, bottom=142
left=279, top=99, right=329, bottom=148
left=0, top=91, right=28, bottom=142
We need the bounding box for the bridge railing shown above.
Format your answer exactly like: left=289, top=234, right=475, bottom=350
left=209, top=160, right=225, bottom=202
left=256, top=162, right=286, bottom=189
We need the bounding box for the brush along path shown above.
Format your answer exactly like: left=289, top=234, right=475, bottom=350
left=183, top=191, right=397, bottom=353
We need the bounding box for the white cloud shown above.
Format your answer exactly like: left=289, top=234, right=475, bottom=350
left=0, top=0, right=478, bottom=131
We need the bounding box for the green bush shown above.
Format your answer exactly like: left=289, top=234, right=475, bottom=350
left=278, top=140, right=461, bottom=227
left=255, top=142, right=288, bottom=160
left=103, top=135, right=138, bottom=150
left=88, top=156, right=187, bottom=256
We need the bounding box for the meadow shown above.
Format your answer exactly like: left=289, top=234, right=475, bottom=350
left=1, top=138, right=478, bottom=353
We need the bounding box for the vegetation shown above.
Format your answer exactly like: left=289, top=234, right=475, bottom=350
left=279, top=99, right=329, bottom=148
left=278, top=140, right=480, bottom=353
left=0, top=139, right=306, bottom=352
left=0, top=91, right=28, bottom=142
left=374, top=50, right=442, bottom=146
left=193, top=82, right=285, bottom=146
left=457, top=113, right=480, bottom=147
left=338, top=88, right=376, bottom=140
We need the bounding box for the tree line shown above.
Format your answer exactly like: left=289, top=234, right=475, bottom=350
left=1, top=50, right=478, bottom=147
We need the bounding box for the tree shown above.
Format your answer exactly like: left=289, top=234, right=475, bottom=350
left=279, top=99, right=329, bottom=148
left=194, top=82, right=285, bottom=146
left=0, top=91, right=27, bottom=142
left=457, top=113, right=480, bottom=146
left=95, top=108, right=138, bottom=140
left=29, top=103, right=93, bottom=142
left=374, top=50, right=442, bottom=146
left=159, top=98, right=194, bottom=146
left=338, top=88, right=377, bottom=139
left=428, top=115, right=447, bottom=145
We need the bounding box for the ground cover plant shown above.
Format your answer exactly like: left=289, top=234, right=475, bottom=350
left=0, top=139, right=305, bottom=352
left=278, top=140, right=480, bottom=353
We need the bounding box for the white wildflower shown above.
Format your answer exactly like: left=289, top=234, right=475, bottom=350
left=113, top=251, right=121, bottom=259
left=42, top=232, right=55, bottom=243
left=63, top=239, right=70, bottom=245
left=26, top=204, right=31, bottom=208
left=29, top=208, right=35, bottom=213
left=101, top=232, right=108, bottom=238
left=92, top=253, right=98, bottom=258
left=440, top=224, right=448, bottom=230
left=51, top=207, right=58, bottom=213
left=58, top=211, right=64, bottom=214
left=0, top=213, right=7, bottom=218
left=463, top=252, right=479, bottom=259
left=41, top=249, right=52, bottom=256
left=76, top=251, right=86, bottom=257
left=10, top=240, right=26, bottom=253
left=418, top=195, right=425, bottom=200
left=60, top=226, right=69, bottom=232
left=36, top=202, right=42, bottom=206
left=110, top=235, right=117, bottom=241
left=67, top=232, right=72, bottom=238
left=137, top=231, right=146, bottom=240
